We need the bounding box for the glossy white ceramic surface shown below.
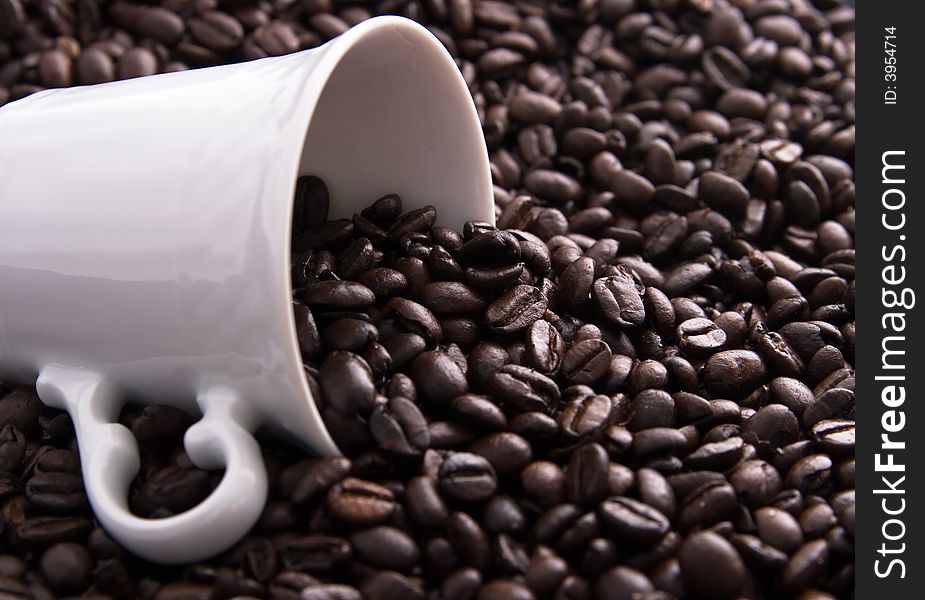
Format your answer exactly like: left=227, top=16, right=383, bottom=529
left=0, top=15, right=493, bottom=563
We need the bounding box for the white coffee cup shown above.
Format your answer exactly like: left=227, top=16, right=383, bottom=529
left=0, top=16, right=493, bottom=563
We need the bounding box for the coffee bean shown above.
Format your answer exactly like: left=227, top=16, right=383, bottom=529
left=524, top=170, right=582, bottom=205
left=559, top=257, right=596, bottom=312
left=598, top=497, right=669, bottom=547
left=592, top=269, right=646, bottom=328
left=755, top=506, right=804, bottom=553
left=786, top=454, right=832, bottom=494
left=558, top=393, right=613, bottom=438
left=637, top=468, right=676, bottom=518
left=0, top=389, right=42, bottom=435
left=15, top=517, right=92, bottom=548
left=438, top=452, right=497, bottom=502
left=521, top=462, right=565, bottom=509
left=565, top=443, right=609, bottom=505
left=811, top=419, right=854, bottom=456
left=39, top=542, right=92, bottom=594
left=679, top=531, right=746, bottom=600
left=349, top=526, right=419, bottom=571
left=684, top=436, right=745, bottom=471
left=403, top=476, right=447, bottom=530
left=189, top=12, right=243, bottom=51
left=677, top=317, right=727, bottom=357
left=388, top=298, right=443, bottom=344
left=447, top=510, right=489, bottom=570
left=409, top=351, right=468, bottom=405
left=743, top=404, right=800, bottom=453
left=661, top=262, right=714, bottom=298
left=562, top=339, right=612, bottom=385
left=253, top=21, right=299, bottom=56
left=730, top=460, right=782, bottom=508
left=802, top=387, right=854, bottom=427
left=510, top=89, right=561, bottom=124
left=703, top=350, right=766, bottom=397
left=326, top=478, right=395, bottom=525
left=490, top=365, right=560, bottom=413
left=525, top=319, right=563, bottom=374
left=288, top=457, right=350, bottom=505
left=319, top=352, right=376, bottom=415
left=486, top=285, right=548, bottom=333
left=369, top=396, right=430, bottom=457
left=780, top=540, right=829, bottom=594
left=677, top=482, right=737, bottom=529
left=698, top=171, right=750, bottom=219
left=631, top=427, right=688, bottom=458
left=628, top=390, right=676, bottom=431
left=702, top=46, right=750, bottom=90
left=470, top=433, right=532, bottom=476
left=420, top=282, right=485, bottom=315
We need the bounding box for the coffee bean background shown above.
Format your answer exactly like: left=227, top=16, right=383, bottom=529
left=0, top=0, right=854, bottom=598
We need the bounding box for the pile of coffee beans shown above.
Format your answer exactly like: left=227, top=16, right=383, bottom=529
left=1, top=0, right=854, bottom=599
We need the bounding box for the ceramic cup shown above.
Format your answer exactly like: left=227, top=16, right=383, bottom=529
left=0, top=15, right=493, bottom=563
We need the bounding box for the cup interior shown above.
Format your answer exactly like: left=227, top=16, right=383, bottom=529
left=297, top=21, right=493, bottom=233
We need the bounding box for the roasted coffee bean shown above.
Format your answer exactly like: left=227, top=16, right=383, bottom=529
left=490, top=365, right=560, bottom=413
left=318, top=352, right=376, bottom=415
left=404, top=476, right=447, bottom=530
left=290, top=457, right=351, bottom=504
left=755, top=506, right=804, bottom=553
left=369, top=396, right=430, bottom=457
left=388, top=298, right=443, bottom=344
left=591, top=268, right=646, bottom=328
left=0, top=389, right=42, bottom=435
left=304, top=280, right=374, bottom=307
left=562, top=339, right=612, bottom=384
left=565, top=443, right=609, bottom=505
left=802, top=387, right=854, bottom=427
left=677, top=318, right=726, bottom=357
left=598, top=497, right=670, bottom=547
left=470, top=433, right=532, bottom=476
left=743, top=404, right=800, bottom=454
left=679, top=531, right=746, bottom=600
left=698, top=171, right=750, bottom=219
left=409, top=350, right=468, bottom=405
left=730, top=460, right=783, bottom=508
left=786, top=454, right=833, bottom=494
left=486, top=285, right=548, bottom=333
left=526, top=319, right=564, bottom=374
left=188, top=12, right=243, bottom=52
left=447, top=510, right=489, bottom=571
left=628, top=390, right=676, bottom=431
left=677, top=482, right=738, bottom=529
left=811, top=419, right=854, bottom=456
left=0, top=426, right=24, bottom=473
left=703, top=350, right=767, bottom=397
left=521, top=461, right=565, bottom=508
left=661, top=262, right=714, bottom=298
left=39, top=542, right=93, bottom=594
left=558, top=394, right=613, bottom=438
left=438, top=452, right=497, bottom=502
left=326, top=478, right=395, bottom=525
left=780, top=540, right=830, bottom=594
left=684, top=436, right=745, bottom=471
left=349, top=526, right=419, bottom=571
left=15, top=516, right=92, bottom=547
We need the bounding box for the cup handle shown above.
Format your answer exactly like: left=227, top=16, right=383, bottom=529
left=36, top=364, right=268, bottom=564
